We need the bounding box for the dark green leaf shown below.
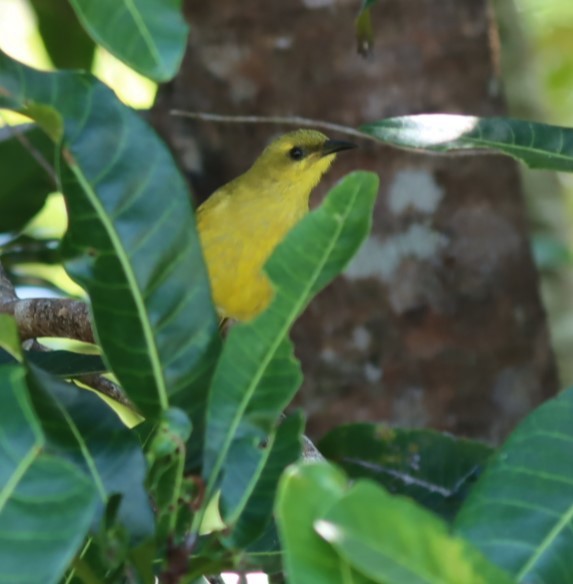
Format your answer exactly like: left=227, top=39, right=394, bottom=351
left=0, top=319, right=99, bottom=584
left=0, top=124, right=54, bottom=233
left=201, top=172, right=379, bottom=526
left=456, top=387, right=573, bottom=584
left=29, top=0, right=96, bottom=70
left=227, top=413, right=303, bottom=548
left=276, top=462, right=370, bottom=584
left=0, top=234, right=61, bottom=266
left=69, top=0, right=188, bottom=81
left=361, top=115, right=573, bottom=172
left=319, top=423, right=492, bottom=520
left=0, top=51, right=221, bottom=420
left=148, top=407, right=192, bottom=459
left=317, top=480, right=514, bottom=584
left=28, top=366, right=155, bottom=544
left=27, top=350, right=106, bottom=377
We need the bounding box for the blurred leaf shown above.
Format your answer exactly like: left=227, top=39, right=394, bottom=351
left=0, top=321, right=99, bottom=584
left=456, top=387, right=573, bottom=584
left=0, top=124, right=55, bottom=233
left=0, top=349, right=106, bottom=377
left=244, top=522, right=283, bottom=574
left=28, top=366, right=155, bottom=545
left=276, top=462, right=370, bottom=584
left=68, top=0, right=188, bottom=81
left=0, top=50, right=221, bottom=422
left=361, top=115, right=573, bottom=172
left=202, top=172, right=379, bottom=525
left=29, top=0, right=96, bottom=70
left=227, top=413, right=303, bottom=548
left=319, top=423, right=492, bottom=521
left=0, top=314, right=22, bottom=359
left=355, top=0, right=377, bottom=57
left=531, top=233, right=572, bottom=270
left=317, top=480, right=515, bottom=584
left=0, top=234, right=61, bottom=266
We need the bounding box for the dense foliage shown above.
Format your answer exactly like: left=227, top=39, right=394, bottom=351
left=1, top=2, right=573, bottom=583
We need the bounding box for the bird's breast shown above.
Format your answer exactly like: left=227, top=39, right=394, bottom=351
left=197, top=197, right=307, bottom=320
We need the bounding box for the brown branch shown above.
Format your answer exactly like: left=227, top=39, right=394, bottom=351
left=12, top=298, right=95, bottom=343
left=302, top=434, right=325, bottom=462
left=75, top=373, right=132, bottom=408
left=1, top=260, right=95, bottom=343
left=0, top=261, right=132, bottom=406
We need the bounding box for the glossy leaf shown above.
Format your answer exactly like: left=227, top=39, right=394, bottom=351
left=276, top=462, right=370, bottom=584
left=317, top=481, right=515, bottom=584
left=319, top=423, right=492, bottom=520
left=456, top=387, right=573, bottom=584
left=361, top=115, right=573, bottom=172
left=202, top=172, right=379, bottom=522
left=0, top=124, right=55, bottom=233
left=0, top=324, right=98, bottom=584
left=0, top=51, right=220, bottom=419
left=69, top=0, right=188, bottom=81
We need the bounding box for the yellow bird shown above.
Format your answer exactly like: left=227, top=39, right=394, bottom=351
left=196, top=129, right=356, bottom=321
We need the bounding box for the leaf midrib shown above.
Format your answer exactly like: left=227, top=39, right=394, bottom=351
left=69, top=163, right=169, bottom=411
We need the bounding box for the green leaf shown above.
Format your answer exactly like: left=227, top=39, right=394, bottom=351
left=0, top=51, right=220, bottom=419
left=0, top=361, right=98, bottom=584
left=317, top=481, right=515, bottom=584
left=227, top=413, right=303, bottom=548
left=0, top=314, right=23, bottom=361
left=276, top=462, right=370, bottom=584
left=355, top=1, right=377, bottom=57
left=361, top=115, right=573, bottom=172
left=3, top=350, right=106, bottom=377
left=69, top=0, right=188, bottom=81
left=456, top=387, right=573, bottom=584
left=0, top=234, right=61, bottom=266
left=201, top=172, right=379, bottom=522
left=27, top=366, right=154, bottom=544
left=319, top=423, right=492, bottom=521
left=0, top=124, right=55, bottom=233
left=29, top=0, right=96, bottom=70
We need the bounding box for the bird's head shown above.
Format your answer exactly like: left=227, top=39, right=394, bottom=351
left=252, top=129, right=356, bottom=193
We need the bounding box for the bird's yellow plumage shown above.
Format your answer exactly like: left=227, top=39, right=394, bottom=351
left=196, top=129, right=355, bottom=321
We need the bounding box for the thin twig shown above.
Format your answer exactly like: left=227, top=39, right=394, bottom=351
left=170, top=111, right=379, bottom=143
left=170, top=110, right=507, bottom=158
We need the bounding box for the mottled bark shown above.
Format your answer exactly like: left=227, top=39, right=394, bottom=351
left=151, top=0, right=557, bottom=442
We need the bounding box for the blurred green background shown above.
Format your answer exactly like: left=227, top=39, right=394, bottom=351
left=2, top=0, right=573, bottom=386
left=495, top=0, right=573, bottom=386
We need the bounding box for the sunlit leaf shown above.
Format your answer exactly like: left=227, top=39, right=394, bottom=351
left=362, top=115, right=573, bottom=172
left=69, top=0, right=188, bottom=81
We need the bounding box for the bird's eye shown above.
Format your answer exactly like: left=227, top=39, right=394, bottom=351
left=289, top=146, right=305, bottom=161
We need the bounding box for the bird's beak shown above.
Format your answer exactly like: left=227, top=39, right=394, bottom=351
left=321, top=139, right=357, bottom=157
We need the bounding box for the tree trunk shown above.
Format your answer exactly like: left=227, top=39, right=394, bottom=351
left=150, top=0, right=557, bottom=442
